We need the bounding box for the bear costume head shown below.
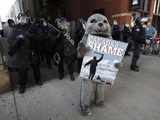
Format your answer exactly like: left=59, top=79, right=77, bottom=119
left=78, top=14, right=111, bottom=57
left=85, top=14, right=111, bottom=37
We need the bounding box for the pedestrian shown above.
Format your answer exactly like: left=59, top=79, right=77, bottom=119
left=130, top=17, right=146, bottom=72
left=145, top=21, right=157, bottom=54
left=145, top=21, right=157, bottom=41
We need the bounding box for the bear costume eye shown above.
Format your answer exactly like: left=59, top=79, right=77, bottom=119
left=90, top=19, right=97, bottom=23
left=103, top=20, right=107, bottom=23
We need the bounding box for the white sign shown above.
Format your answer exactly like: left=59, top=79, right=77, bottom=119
left=79, top=35, right=128, bottom=85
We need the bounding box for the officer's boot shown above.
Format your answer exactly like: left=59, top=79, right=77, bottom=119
left=59, top=73, right=64, bottom=80
left=135, top=65, right=139, bottom=69
left=18, top=69, right=28, bottom=94
left=68, top=63, right=75, bottom=81
left=58, top=60, right=64, bottom=80
left=19, top=86, right=26, bottom=94
left=32, top=64, right=43, bottom=86
left=70, top=74, right=75, bottom=81
left=131, top=52, right=140, bottom=72
left=130, top=65, right=139, bottom=72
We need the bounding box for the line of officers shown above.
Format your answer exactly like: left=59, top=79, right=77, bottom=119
left=1, top=16, right=147, bottom=94
left=1, top=15, right=84, bottom=94
left=5, top=18, right=53, bottom=94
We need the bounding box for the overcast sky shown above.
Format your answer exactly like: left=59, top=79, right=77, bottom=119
left=0, top=0, right=16, bottom=21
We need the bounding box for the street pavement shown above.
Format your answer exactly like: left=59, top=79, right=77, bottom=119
left=0, top=66, right=10, bottom=94
left=0, top=55, right=160, bottom=120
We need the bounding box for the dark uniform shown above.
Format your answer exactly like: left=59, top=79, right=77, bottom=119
left=130, top=18, right=145, bottom=72
left=75, top=20, right=85, bottom=73
left=61, top=31, right=77, bottom=81
left=112, top=24, right=121, bottom=41
left=55, top=20, right=77, bottom=81
left=27, top=21, right=48, bottom=86
left=122, top=25, right=131, bottom=56
left=7, top=23, right=30, bottom=93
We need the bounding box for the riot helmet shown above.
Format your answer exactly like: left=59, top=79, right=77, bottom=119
left=7, top=19, right=15, bottom=27
left=135, top=17, right=142, bottom=26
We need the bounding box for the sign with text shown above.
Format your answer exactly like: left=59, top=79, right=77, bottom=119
left=79, top=35, right=128, bottom=85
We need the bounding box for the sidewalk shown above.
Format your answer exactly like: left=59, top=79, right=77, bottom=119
left=0, top=55, right=160, bottom=120
left=0, top=65, right=10, bottom=94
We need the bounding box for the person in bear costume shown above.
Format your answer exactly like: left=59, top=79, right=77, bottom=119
left=78, top=14, right=112, bottom=115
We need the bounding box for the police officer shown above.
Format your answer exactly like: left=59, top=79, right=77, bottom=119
left=130, top=18, right=145, bottom=72
left=55, top=19, right=77, bottom=81
left=76, top=19, right=86, bottom=73
left=122, top=24, right=132, bottom=56
left=112, top=20, right=121, bottom=41
left=7, top=16, right=31, bottom=93
left=27, top=18, right=49, bottom=85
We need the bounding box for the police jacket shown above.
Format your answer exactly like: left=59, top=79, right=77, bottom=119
left=112, top=25, right=121, bottom=40
left=122, top=26, right=131, bottom=42
left=7, top=24, right=30, bottom=69
left=132, top=24, right=145, bottom=44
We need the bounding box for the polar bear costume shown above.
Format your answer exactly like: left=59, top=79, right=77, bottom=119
left=78, top=14, right=112, bottom=115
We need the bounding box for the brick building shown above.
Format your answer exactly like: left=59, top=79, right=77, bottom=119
left=5, top=0, right=159, bottom=30
left=66, top=0, right=156, bottom=25
left=41, top=0, right=156, bottom=26
left=152, top=0, right=160, bottom=33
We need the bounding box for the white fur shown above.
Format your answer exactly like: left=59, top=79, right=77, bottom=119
left=85, top=14, right=111, bottom=37
left=78, top=14, right=111, bottom=57
left=80, top=14, right=112, bottom=110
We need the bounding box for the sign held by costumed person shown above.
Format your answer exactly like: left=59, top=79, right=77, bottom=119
left=79, top=34, right=128, bottom=85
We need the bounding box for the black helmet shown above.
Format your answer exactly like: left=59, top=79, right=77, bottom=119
left=135, top=17, right=142, bottom=25
left=7, top=19, right=14, bottom=24
left=7, top=19, right=15, bottom=27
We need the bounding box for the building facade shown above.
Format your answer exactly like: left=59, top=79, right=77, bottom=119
left=4, top=0, right=159, bottom=32
left=66, top=0, right=156, bottom=25
left=152, top=0, right=160, bottom=33
left=47, top=0, right=155, bottom=25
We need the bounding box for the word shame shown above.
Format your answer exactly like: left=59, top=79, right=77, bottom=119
left=87, top=36, right=125, bottom=57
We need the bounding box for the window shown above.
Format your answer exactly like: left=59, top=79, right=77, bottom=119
left=130, top=0, right=140, bottom=8
left=143, top=0, right=149, bottom=12
left=130, top=0, right=149, bottom=12
left=131, top=0, right=140, bottom=6
left=153, top=0, right=160, bottom=15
